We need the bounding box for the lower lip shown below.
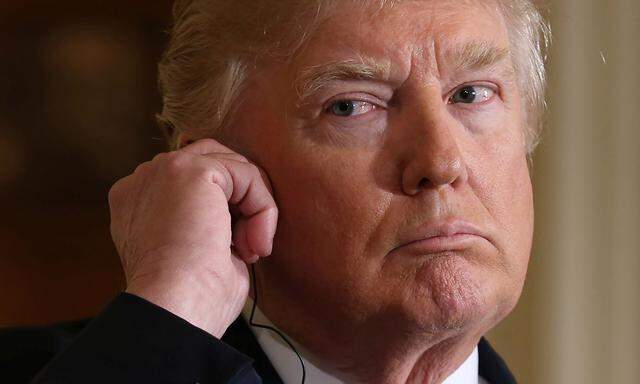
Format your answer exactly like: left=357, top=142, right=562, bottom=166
left=393, top=234, right=485, bottom=256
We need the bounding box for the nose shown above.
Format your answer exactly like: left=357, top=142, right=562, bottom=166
left=400, top=105, right=468, bottom=195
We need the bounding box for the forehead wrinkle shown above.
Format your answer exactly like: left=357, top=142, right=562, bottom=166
left=294, top=56, right=392, bottom=103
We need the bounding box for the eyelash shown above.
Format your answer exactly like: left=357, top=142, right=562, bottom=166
left=323, top=82, right=499, bottom=118
left=446, top=83, right=498, bottom=106
left=323, top=94, right=385, bottom=118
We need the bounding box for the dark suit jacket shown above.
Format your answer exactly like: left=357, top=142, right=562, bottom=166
left=0, top=293, right=516, bottom=384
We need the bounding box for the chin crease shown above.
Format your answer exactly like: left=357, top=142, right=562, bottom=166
left=418, top=254, right=485, bottom=332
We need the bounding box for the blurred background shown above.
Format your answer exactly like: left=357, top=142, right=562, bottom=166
left=0, top=0, right=170, bottom=329
left=0, top=1, right=638, bottom=383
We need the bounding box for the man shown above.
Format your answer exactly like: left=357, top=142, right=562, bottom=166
left=1, top=0, right=550, bottom=383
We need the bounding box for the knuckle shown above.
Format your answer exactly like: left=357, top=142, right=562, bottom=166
left=160, top=151, right=190, bottom=173
left=264, top=204, right=279, bottom=221
left=247, top=162, right=262, bottom=178
left=197, top=138, right=219, bottom=146
left=108, top=178, right=127, bottom=205
left=250, top=164, right=272, bottom=190
left=208, top=161, right=229, bottom=187
left=151, top=151, right=171, bottom=163
left=252, top=163, right=268, bottom=179
left=107, top=184, right=120, bottom=205
left=133, top=161, right=150, bottom=175
left=230, top=153, right=248, bottom=163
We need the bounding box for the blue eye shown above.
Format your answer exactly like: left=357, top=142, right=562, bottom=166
left=327, top=100, right=376, bottom=117
left=450, top=85, right=495, bottom=104
left=331, top=101, right=356, bottom=116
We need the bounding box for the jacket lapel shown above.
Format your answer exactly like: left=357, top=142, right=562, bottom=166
left=223, top=318, right=284, bottom=384
left=478, top=337, right=517, bottom=384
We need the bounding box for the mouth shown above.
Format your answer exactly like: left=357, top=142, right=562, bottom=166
left=393, top=234, right=485, bottom=256
left=390, top=219, right=492, bottom=257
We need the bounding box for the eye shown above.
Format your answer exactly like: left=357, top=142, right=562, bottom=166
left=327, top=100, right=376, bottom=117
left=449, top=85, right=495, bottom=104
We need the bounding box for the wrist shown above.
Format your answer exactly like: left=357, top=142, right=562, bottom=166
left=126, top=271, right=244, bottom=338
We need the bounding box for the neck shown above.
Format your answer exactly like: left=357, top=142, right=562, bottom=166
left=254, top=270, right=485, bottom=384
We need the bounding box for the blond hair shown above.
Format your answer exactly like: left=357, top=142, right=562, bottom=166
left=157, top=0, right=550, bottom=153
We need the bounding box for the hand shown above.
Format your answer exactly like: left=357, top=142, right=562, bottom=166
left=108, top=139, right=278, bottom=337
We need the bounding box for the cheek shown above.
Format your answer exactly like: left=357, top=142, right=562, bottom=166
left=268, top=146, right=388, bottom=281
left=470, top=125, right=534, bottom=271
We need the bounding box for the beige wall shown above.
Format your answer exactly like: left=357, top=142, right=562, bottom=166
left=488, top=0, right=640, bottom=382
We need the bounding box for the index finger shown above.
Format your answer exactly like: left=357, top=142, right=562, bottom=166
left=217, top=159, right=278, bottom=259
left=179, top=138, right=238, bottom=156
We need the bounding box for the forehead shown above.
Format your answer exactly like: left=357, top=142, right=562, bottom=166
left=292, top=0, right=510, bottom=73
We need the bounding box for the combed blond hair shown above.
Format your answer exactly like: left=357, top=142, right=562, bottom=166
left=157, top=0, right=550, bottom=153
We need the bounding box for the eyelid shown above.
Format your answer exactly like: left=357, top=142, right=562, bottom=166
left=446, top=82, right=500, bottom=104
left=322, top=92, right=388, bottom=112
left=326, top=100, right=377, bottom=118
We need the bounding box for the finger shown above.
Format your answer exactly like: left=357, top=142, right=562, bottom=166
left=225, top=161, right=278, bottom=258
left=230, top=246, right=257, bottom=264
left=205, top=152, right=250, bottom=163
left=201, top=158, right=278, bottom=258
left=179, top=138, right=240, bottom=156
left=232, top=219, right=260, bottom=263
left=256, top=165, right=275, bottom=196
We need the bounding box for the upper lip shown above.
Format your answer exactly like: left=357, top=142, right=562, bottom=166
left=394, top=218, right=491, bottom=250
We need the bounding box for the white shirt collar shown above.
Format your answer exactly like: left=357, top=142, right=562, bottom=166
left=241, top=298, right=482, bottom=384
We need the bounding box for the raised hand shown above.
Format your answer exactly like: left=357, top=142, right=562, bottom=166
left=107, top=138, right=278, bottom=337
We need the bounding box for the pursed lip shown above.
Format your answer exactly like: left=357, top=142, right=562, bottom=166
left=390, top=218, right=491, bottom=256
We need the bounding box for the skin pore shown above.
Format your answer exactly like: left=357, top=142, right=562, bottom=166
left=215, top=1, right=534, bottom=383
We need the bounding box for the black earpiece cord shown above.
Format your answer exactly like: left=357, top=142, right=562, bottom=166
left=249, top=263, right=307, bottom=384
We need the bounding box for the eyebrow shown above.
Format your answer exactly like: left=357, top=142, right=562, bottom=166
left=294, top=57, right=391, bottom=102
left=293, top=41, right=513, bottom=102
left=445, top=40, right=512, bottom=74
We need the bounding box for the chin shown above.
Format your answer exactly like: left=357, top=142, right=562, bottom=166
left=406, top=252, right=515, bottom=336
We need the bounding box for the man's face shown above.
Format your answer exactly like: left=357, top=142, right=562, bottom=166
left=228, top=0, right=533, bottom=341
